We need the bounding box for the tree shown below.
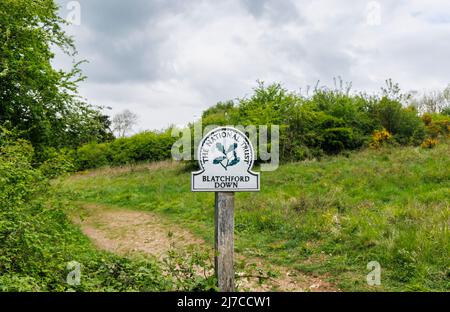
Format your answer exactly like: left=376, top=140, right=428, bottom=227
left=410, top=84, right=450, bottom=114
left=85, top=114, right=115, bottom=143
left=0, top=0, right=107, bottom=151
left=112, top=110, right=138, bottom=137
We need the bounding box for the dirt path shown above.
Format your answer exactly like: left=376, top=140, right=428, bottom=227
left=71, top=203, right=337, bottom=292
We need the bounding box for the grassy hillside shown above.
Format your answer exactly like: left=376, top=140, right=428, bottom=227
left=58, top=142, right=450, bottom=291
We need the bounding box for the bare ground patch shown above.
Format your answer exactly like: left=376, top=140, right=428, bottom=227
left=70, top=203, right=338, bottom=292
left=71, top=203, right=201, bottom=258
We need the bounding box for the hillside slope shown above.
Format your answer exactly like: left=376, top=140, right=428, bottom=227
left=59, top=143, right=450, bottom=291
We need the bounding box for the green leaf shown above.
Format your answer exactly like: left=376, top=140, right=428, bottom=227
left=213, top=156, right=226, bottom=164
left=216, top=143, right=225, bottom=154
left=227, top=143, right=238, bottom=153
left=228, top=157, right=240, bottom=167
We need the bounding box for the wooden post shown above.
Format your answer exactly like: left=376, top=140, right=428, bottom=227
left=214, top=192, right=235, bottom=292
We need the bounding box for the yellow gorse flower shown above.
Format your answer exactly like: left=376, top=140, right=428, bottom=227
left=370, top=128, right=392, bottom=148
left=420, top=138, right=438, bottom=149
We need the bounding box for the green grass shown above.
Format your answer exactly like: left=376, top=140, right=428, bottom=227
left=58, top=143, right=450, bottom=291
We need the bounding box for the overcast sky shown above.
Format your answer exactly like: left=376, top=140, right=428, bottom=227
left=54, top=0, right=450, bottom=132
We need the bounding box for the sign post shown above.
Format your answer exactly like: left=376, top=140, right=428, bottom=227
left=215, top=192, right=235, bottom=291
left=192, top=127, right=260, bottom=291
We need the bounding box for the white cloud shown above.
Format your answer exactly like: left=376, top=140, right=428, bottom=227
left=54, top=0, right=450, bottom=130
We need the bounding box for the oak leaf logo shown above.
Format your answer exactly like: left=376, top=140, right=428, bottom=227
left=213, top=143, right=240, bottom=170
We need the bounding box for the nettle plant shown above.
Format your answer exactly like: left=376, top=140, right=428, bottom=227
left=213, top=143, right=240, bottom=170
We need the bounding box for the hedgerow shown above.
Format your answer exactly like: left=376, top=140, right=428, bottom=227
left=75, top=129, right=176, bottom=170
left=0, top=129, right=214, bottom=291
left=72, top=81, right=449, bottom=170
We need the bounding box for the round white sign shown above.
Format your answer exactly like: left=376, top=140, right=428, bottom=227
left=191, top=127, right=260, bottom=192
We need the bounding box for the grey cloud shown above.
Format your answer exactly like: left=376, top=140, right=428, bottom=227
left=58, top=0, right=185, bottom=83
left=241, top=0, right=268, bottom=17
left=54, top=0, right=450, bottom=130
left=242, top=0, right=302, bottom=23
left=68, top=0, right=185, bottom=35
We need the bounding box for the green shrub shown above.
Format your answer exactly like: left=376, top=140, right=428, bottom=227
left=370, top=98, right=425, bottom=145
left=76, top=142, right=110, bottom=170
left=423, top=113, right=450, bottom=138
left=321, top=127, right=355, bottom=153
left=74, top=129, right=177, bottom=170
left=72, top=82, right=447, bottom=170
left=39, top=148, right=76, bottom=178
left=441, top=106, right=450, bottom=116
left=0, top=130, right=215, bottom=291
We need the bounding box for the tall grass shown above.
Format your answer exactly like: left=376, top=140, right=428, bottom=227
left=59, top=141, right=450, bottom=291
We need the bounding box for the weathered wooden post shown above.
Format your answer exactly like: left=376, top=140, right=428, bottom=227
left=192, top=127, right=259, bottom=292
left=215, top=191, right=235, bottom=291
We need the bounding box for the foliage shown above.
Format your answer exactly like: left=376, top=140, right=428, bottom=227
left=74, top=129, right=177, bottom=170
left=39, top=148, right=76, bottom=178
left=162, top=246, right=217, bottom=291
left=420, top=138, right=438, bottom=149
left=197, top=81, right=428, bottom=163
left=419, top=113, right=449, bottom=150
left=369, top=98, right=425, bottom=145
left=0, top=0, right=112, bottom=152
left=370, top=128, right=393, bottom=149
left=422, top=113, right=450, bottom=139
left=441, top=106, right=450, bottom=116
left=201, top=101, right=237, bottom=126
left=76, top=142, right=111, bottom=170
left=71, top=80, right=449, bottom=170
left=0, top=129, right=213, bottom=291
left=60, top=141, right=450, bottom=291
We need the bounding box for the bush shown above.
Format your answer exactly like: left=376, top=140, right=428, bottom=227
left=420, top=138, right=438, bottom=149
left=321, top=127, right=355, bottom=154
left=370, top=128, right=393, bottom=148
left=370, top=98, right=425, bottom=145
left=423, top=113, right=450, bottom=139
left=76, top=142, right=110, bottom=170
left=72, top=82, right=447, bottom=170
left=39, top=148, right=76, bottom=178
left=74, top=129, right=177, bottom=170
left=0, top=129, right=209, bottom=291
